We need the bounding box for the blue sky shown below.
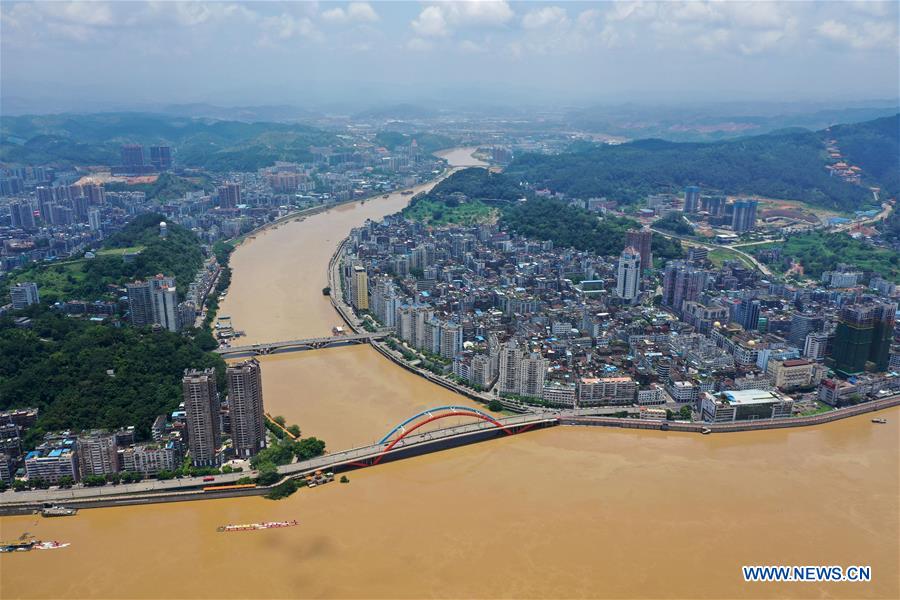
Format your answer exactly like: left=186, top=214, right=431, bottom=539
left=1, top=1, right=898, bottom=111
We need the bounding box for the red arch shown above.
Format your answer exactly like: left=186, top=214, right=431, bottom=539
left=373, top=411, right=510, bottom=465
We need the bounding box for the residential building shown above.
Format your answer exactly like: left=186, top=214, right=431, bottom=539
left=731, top=199, right=758, bottom=233
left=76, top=431, right=119, bottom=478
left=615, top=247, right=641, bottom=304
left=683, top=185, right=701, bottom=213
left=9, top=282, right=39, bottom=309
left=626, top=229, right=653, bottom=271
left=350, top=265, right=369, bottom=311
left=182, top=368, right=221, bottom=467
left=227, top=359, right=266, bottom=459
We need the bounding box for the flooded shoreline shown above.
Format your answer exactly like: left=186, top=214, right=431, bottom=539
left=2, top=148, right=897, bottom=599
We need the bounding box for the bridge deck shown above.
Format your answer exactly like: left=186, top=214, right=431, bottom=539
left=215, top=332, right=388, bottom=357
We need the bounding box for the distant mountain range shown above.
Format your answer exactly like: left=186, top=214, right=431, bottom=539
left=504, top=114, right=899, bottom=212
left=0, top=112, right=337, bottom=172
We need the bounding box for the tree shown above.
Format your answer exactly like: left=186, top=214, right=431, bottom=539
left=57, top=475, right=75, bottom=488
left=295, top=437, right=326, bottom=461
left=679, top=405, right=693, bottom=421
left=274, top=415, right=286, bottom=426
left=287, top=424, right=301, bottom=438
left=256, top=463, right=280, bottom=486
left=488, top=399, right=503, bottom=412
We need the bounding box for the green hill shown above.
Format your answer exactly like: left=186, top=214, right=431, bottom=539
left=0, top=112, right=338, bottom=172
left=10, top=213, right=204, bottom=304
left=504, top=116, right=900, bottom=212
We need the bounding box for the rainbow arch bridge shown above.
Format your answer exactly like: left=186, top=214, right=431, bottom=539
left=277, top=406, right=558, bottom=477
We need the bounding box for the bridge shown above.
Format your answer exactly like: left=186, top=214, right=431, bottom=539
left=214, top=332, right=388, bottom=358
left=279, top=406, right=556, bottom=476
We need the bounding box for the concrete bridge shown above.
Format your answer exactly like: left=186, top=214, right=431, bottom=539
left=214, top=332, right=388, bottom=358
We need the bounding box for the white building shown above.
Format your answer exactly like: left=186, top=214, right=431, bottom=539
left=615, top=247, right=641, bottom=303
left=9, top=282, right=39, bottom=310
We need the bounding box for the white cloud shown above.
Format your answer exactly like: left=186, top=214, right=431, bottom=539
left=459, top=39, right=487, bottom=53
left=321, top=2, right=379, bottom=24
left=411, top=1, right=513, bottom=37
left=816, top=18, right=898, bottom=50
left=406, top=37, right=434, bottom=51
left=522, top=7, right=568, bottom=30
left=411, top=6, right=449, bottom=37
left=258, top=13, right=320, bottom=45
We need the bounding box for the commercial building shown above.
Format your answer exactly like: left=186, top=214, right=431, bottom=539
left=182, top=368, right=221, bottom=467
left=615, top=247, right=641, bottom=304
left=25, top=436, right=78, bottom=484
left=9, top=282, right=39, bottom=309
left=227, top=359, right=266, bottom=459
left=767, top=358, right=815, bottom=391
left=700, top=389, right=793, bottom=423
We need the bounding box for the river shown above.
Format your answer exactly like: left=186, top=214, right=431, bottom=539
left=1, top=148, right=897, bottom=599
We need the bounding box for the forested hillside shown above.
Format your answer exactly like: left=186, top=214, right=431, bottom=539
left=501, top=197, right=684, bottom=261
left=829, top=114, right=899, bottom=198
left=0, top=112, right=338, bottom=171
left=504, top=117, right=899, bottom=211
left=0, top=307, right=224, bottom=442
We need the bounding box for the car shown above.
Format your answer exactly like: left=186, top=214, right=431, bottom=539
left=202, top=476, right=215, bottom=482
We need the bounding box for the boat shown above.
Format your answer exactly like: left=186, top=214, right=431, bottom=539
left=382, top=194, right=389, bottom=198
left=0, top=541, right=36, bottom=553
left=701, top=427, right=712, bottom=435
left=216, top=520, right=299, bottom=533
left=871, top=418, right=887, bottom=424
left=35, top=541, right=70, bottom=550
left=41, top=505, right=77, bottom=517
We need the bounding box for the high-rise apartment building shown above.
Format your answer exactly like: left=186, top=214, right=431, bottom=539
left=227, top=359, right=266, bottom=459
left=217, top=183, right=241, bottom=208
left=683, top=185, right=701, bottom=213
left=789, top=313, right=823, bottom=349
left=731, top=199, right=758, bottom=233
left=626, top=229, right=653, bottom=271
left=121, top=144, right=144, bottom=169
left=9, top=282, right=40, bottom=309
left=126, top=275, right=183, bottom=331
left=663, top=261, right=708, bottom=314
left=832, top=302, right=897, bottom=374
left=182, top=368, right=221, bottom=467
left=498, top=341, right=548, bottom=399
left=350, top=265, right=369, bottom=311
left=149, top=146, right=172, bottom=170
left=9, top=200, right=36, bottom=229
left=616, top=247, right=641, bottom=303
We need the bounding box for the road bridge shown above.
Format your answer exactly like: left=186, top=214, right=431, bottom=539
left=214, top=332, right=388, bottom=358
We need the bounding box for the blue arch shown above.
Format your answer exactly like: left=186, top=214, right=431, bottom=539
left=378, top=405, right=497, bottom=444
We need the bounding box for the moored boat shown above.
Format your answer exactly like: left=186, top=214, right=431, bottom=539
left=871, top=418, right=887, bottom=424
left=41, top=505, right=77, bottom=517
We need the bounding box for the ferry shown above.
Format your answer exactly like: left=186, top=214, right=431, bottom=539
left=217, top=520, right=299, bottom=533
left=40, top=505, right=77, bottom=517
left=871, top=418, right=888, bottom=424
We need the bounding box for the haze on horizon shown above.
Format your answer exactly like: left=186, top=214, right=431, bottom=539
left=1, top=0, right=898, bottom=115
